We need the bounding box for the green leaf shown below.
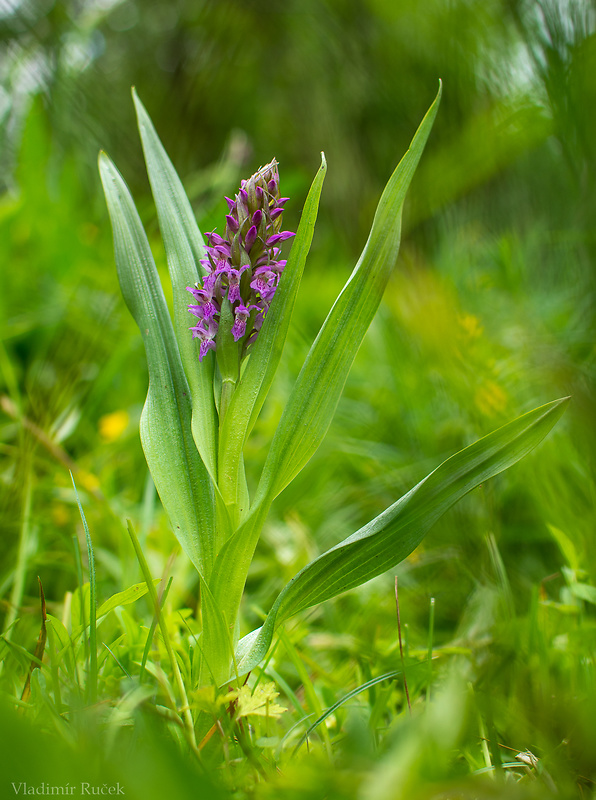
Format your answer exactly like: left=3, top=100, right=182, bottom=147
left=99, top=153, right=215, bottom=578
left=207, top=86, right=442, bottom=642
left=96, top=580, right=159, bottom=619
left=217, top=155, right=327, bottom=516
left=231, top=682, right=286, bottom=719
left=133, top=90, right=219, bottom=484
left=234, top=397, right=569, bottom=675
left=255, top=84, right=442, bottom=506
left=197, top=576, right=236, bottom=687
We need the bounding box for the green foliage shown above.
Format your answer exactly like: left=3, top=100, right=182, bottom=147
left=1, top=2, right=595, bottom=798
left=236, top=398, right=568, bottom=675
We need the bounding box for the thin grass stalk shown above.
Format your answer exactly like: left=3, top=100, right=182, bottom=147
left=140, top=577, right=173, bottom=685
left=426, top=596, right=435, bottom=706
left=3, top=462, right=33, bottom=640
left=394, top=577, right=411, bottom=714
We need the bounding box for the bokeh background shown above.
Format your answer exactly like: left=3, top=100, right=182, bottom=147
left=1, top=0, right=595, bottom=797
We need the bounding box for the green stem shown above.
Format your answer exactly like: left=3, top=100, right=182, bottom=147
left=218, top=379, right=241, bottom=526
left=219, top=378, right=236, bottom=423
left=426, top=596, right=435, bottom=706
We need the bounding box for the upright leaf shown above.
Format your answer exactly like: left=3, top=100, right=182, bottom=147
left=99, top=153, right=216, bottom=577
left=133, top=90, right=218, bottom=484
left=255, top=83, right=442, bottom=506
left=234, top=397, right=569, bottom=675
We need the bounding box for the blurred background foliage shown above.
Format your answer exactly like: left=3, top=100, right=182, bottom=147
left=1, top=0, right=595, bottom=797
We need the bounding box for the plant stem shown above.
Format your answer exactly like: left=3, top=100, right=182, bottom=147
left=427, top=596, right=435, bottom=706
left=394, top=577, right=411, bottom=714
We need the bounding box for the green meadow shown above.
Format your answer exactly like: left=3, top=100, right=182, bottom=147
left=1, top=2, right=595, bottom=798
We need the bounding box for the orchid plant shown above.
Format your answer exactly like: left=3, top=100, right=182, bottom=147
left=99, top=85, right=567, bottom=690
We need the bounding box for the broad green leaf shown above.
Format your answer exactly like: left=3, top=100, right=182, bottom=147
left=99, top=153, right=215, bottom=577
left=207, top=86, right=442, bottom=638
left=217, top=155, right=327, bottom=516
left=133, top=90, right=219, bottom=484
left=255, top=84, right=441, bottom=506
left=234, top=397, right=569, bottom=675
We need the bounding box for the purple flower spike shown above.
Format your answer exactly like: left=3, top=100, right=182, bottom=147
left=188, top=157, right=294, bottom=358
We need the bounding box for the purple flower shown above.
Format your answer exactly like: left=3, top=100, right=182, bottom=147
left=231, top=303, right=260, bottom=341
left=190, top=318, right=218, bottom=361
left=187, top=158, right=293, bottom=358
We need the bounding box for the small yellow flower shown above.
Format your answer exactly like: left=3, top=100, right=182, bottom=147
left=52, top=504, right=70, bottom=527
left=78, top=470, right=101, bottom=492
left=458, top=313, right=483, bottom=340
left=99, top=409, right=130, bottom=442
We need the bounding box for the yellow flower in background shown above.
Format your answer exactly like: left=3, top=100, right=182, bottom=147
left=78, top=470, right=101, bottom=492
left=99, top=409, right=130, bottom=442
left=474, top=380, right=508, bottom=417
left=458, top=313, right=483, bottom=340
left=52, top=503, right=70, bottom=527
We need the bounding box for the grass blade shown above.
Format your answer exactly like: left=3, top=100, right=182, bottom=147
left=293, top=667, right=426, bottom=754
left=20, top=578, right=47, bottom=703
